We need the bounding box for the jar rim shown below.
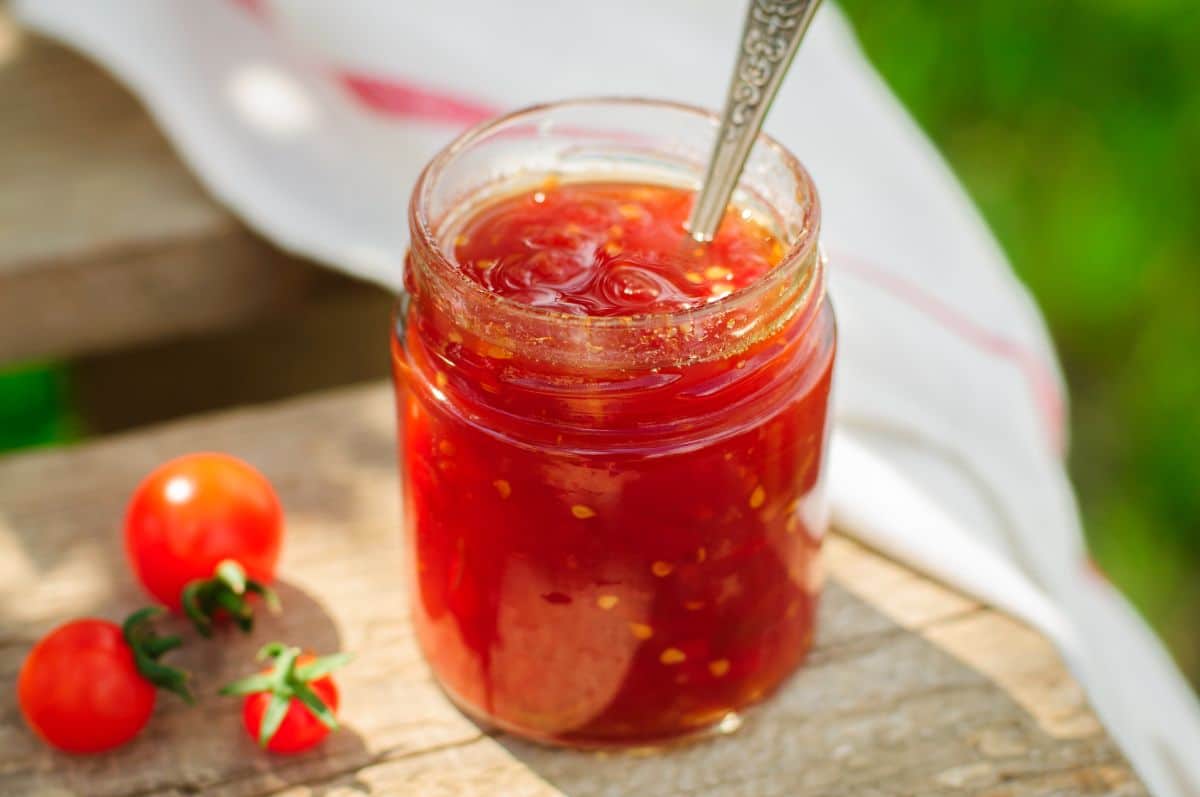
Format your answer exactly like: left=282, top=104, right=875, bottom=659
left=408, top=96, right=821, bottom=334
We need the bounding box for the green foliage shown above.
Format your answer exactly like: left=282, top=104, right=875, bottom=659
left=0, top=364, right=77, bottom=450
left=838, top=0, right=1200, bottom=682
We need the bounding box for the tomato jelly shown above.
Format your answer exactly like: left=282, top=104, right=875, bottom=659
left=393, top=100, right=835, bottom=747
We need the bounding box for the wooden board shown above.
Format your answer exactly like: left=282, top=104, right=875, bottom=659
left=0, top=12, right=368, bottom=364
left=0, top=383, right=1146, bottom=796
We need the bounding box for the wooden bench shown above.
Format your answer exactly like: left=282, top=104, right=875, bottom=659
left=0, top=16, right=394, bottom=433
left=0, top=385, right=1145, bottom=796
left=0, top=13, right=380, bottom=366
left=0, top=14, right=1147, bottom=797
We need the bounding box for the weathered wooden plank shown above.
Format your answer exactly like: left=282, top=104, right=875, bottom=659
left=825, top=537, right=1104, bottom=740
left=0, top=383, right=1145, bottom=796
left=0, top=13, right=367, bottom=364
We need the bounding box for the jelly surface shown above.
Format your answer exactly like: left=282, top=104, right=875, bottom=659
left=395, top=180, right=835, bottom=746
left=450, top=182, right=783, bottom=315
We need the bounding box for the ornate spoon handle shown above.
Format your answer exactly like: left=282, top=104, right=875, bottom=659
left=688, top=0, right=823, bottom=242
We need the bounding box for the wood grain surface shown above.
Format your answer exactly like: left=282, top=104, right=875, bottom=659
left=0, top=384, right=1146, bottom=796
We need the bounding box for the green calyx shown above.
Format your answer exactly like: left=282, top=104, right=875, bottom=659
left=122, top=607, right=193, bottom=704
left=221, top=643, right=353, bottom=748
left=181, top=559, right=280, bottom=637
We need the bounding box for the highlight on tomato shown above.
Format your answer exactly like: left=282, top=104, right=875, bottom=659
left=18, top=609, right=191, bottom=754
left=222, top=643, right=352, bottom=754
left=125, top=453, right=284, bottom=633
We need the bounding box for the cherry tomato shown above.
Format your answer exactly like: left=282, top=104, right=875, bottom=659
left=241, top=655, right=340, bottom=754
left=19, top=619, right=157, bottom=754
left=125, top=453, right=283, bottom=610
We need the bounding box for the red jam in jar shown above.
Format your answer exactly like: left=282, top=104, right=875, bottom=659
left=394, top=100, right=835, bottom=747
left=451, top=181, right=782, bottom=314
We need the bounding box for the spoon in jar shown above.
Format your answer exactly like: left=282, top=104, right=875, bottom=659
left=687, top=0, right=823, bottom=243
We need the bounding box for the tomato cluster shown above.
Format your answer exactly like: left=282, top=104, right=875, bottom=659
left=17, top=453, right=350, bottom=755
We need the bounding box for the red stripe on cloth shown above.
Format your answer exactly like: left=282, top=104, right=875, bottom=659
left=1083, top=557, right=1111, bottom=585
left=227, top=0, right=496, bottom=126
left=340, top=73, right=497, bottom=126
left=834, top=250, right=1067, bottom=455
left=231, top=0, right=267, bottom=17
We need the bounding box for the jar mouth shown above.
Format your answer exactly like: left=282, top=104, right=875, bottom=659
left=408, top=96, right=821, bottom=335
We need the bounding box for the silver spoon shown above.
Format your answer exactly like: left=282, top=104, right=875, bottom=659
left=687, top=0, right=823, bottom=242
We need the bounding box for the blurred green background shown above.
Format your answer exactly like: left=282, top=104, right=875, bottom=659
left=837, top=0, right=1200, bottom=683
left=0, top=0, right=1196, bottom=684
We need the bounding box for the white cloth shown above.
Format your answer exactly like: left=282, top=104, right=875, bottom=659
left=16, top=0, right=1199, bottom=790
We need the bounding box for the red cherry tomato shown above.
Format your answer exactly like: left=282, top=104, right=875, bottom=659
left=242, top=655, right=340, bottom=754
left=19, top=619, right=157, bottom=754
left=125, top=453, right=283, bottom=610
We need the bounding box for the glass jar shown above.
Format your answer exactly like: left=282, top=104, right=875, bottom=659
left=392, top=98, right=835, bottom=748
